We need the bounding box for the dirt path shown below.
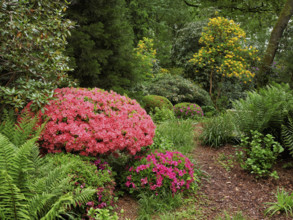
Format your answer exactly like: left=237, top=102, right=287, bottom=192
left=191, top=125, right=293, bottom=219
left=115, top=125, right=293, bottom=219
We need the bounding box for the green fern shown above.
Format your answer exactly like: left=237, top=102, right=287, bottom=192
left=0, top=109, right=44, bottom=147
left=0, top=170, right=29, bottom=220
left=281, top=115, right=293, bottom=157
left=0, top=122, right=96, bottom=219
left=232, top=83, right=293, bottom=139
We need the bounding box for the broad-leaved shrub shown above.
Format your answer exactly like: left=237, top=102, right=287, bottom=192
left=237, top=130, right=284, bottom=178
left=145, top=74, right=213, bottom=106
left=142, top=95, right=173, bottom=113
left=24, top=88, right=155, bottom=156
left=149, top=107, right=175, bottom=123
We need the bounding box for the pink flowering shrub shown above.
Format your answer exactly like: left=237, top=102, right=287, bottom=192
left=173, top=102, right=204, bottom=119
left=123, top=150, right=197, bottom=195
left=24, top=87, right=155, bottom=156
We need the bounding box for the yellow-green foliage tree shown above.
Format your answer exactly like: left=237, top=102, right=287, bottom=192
left=189, top=17, right=260, bottom=101
left=134, top=37, right=157, bottom=79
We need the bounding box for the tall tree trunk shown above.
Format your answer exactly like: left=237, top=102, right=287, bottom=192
left=257, top=0, right=293, bottom=87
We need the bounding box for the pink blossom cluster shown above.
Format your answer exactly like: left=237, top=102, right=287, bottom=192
left=24, top=87, right=155, bottom=156
left=125, top=150, right=196, bottom=194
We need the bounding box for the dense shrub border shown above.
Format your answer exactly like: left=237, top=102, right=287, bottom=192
left=24, top=87, right=155, bottom=156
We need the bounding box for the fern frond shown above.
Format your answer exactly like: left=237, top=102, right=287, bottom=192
left=9, top=137, right=39, bottom=198
left=27, top=144, right=45, bottom=179
left=0, top=109, right=16, bottom=140
left=27, top=193, right=55, bottom=220
left=282, top=115, right=293, bottom=157
left=71, top=188, right=96, bottom=208
left=0, top=133, right=16, bottom=173
left=0, top=170, right=29, bottom=220
left=40, top=193, right=74, bottom=220
left=13, top=110, right=40, bottom=147
left=232, top=83, right=293, bottom=138
left=41, top=188, right=96, bottom=220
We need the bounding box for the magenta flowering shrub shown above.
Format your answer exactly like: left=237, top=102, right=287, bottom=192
left=24, top=87, right=155, bottom=156
left=85, top=159, right=116, bottom=212
left=124, top=150, right=196, bottom=195
left=173, top=102, right=204, bottom=119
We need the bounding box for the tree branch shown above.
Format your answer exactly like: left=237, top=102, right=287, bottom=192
left=183, top=0, right=273, bottom=13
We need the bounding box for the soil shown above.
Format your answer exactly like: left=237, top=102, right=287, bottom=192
left=115, top=124, right=293, bottom=220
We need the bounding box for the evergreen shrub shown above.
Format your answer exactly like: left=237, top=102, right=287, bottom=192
left=142, top=95, right=173, bottom=114
left=145, top=74, right=213, bottom=106
left=23, top=88, right=156, bottom=156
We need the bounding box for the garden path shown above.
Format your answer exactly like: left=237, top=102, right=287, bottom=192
left=115, top=124, right=293, bottom=219
left=191, top=124, right=293, bottom=219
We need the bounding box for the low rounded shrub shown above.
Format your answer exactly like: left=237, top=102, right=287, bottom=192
left=173, top=102, right=203, bottom=119
left=142, top=95, right=173, bottom=113
left=145, top=74, right=213, bottom=106
left=24, top=87, right=156, bottom=156
left=45, top=153, right=116, bottom=216
left=123, top=150, right=196, bottom=195
left=201, top=105, right=217, bottom=117
left=237, top=130, right=284, bottom=179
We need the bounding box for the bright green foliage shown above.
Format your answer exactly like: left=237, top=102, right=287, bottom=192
left=0, top=0, right=76, bottom=113
left=265, top=188, right=293, bottom=217
left=232, top=83, right=293, bottom=140
left=137, top=191, right=183, bottom=220
left=149, top=107, right=175, bottom=123
left=151, top=119, right=195, bottom=154
left=87, top=208, right=119, bottom=220
left=145, top=74, right=213, bottom=106
left=189, top=17, right=259, bottom=96
left=0, top=110, right=44, bottom=147
left=0, top=117, right=96, bottom=219
left=173, top=102, right=203, bottom=120
left=44, top=153, right=116, bottom=213
left=66, top=0, right=138, bottom=93
left=134, top=37, right=158, bottom=80
left=200, top=112, right=238, bottom=148
left=142, top=95, right=173, bottom=114
left=237, top=130, right=283, bottom=178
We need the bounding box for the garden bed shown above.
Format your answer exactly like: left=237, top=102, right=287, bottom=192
left=115, top=124, right=293, bottom=219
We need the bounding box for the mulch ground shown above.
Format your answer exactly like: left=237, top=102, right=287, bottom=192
left=115, top=124, right=293, bottom=220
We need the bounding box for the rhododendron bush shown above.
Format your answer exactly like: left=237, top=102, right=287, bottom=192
left=123, top=150, right=197, bottom=195
left=25, top=87, right=155, bottom=156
